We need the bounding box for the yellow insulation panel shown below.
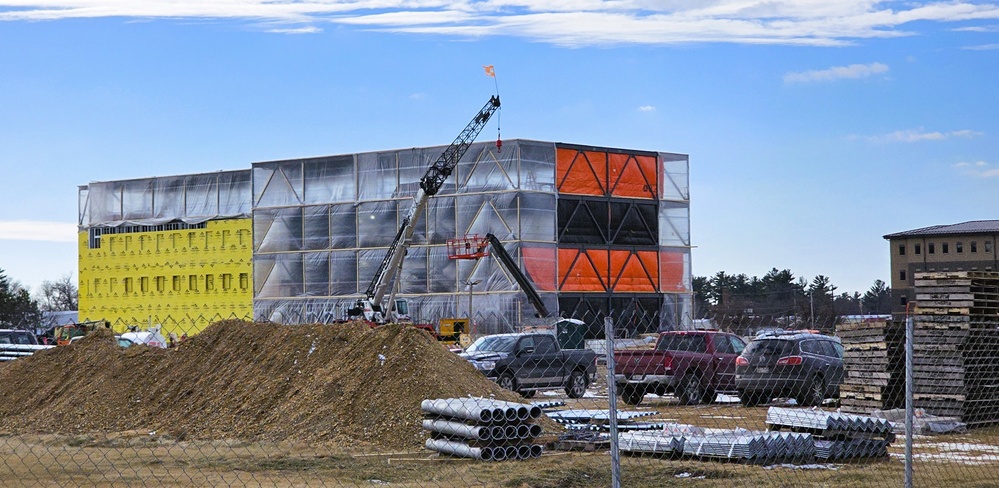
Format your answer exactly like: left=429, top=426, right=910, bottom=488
left=78, top=218, right=254, bottom=338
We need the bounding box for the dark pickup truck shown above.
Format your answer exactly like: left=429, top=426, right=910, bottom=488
left=613, top=330, right=747, bottom=405
left=460, top=332, right=597, bottom=398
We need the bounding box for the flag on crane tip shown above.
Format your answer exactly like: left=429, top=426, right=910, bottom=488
left=483, top=65, right=495, bottom=77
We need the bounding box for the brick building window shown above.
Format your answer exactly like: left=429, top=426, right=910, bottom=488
left=915, top=244, right=921, bottom=255
left=987, top=241, right=994, bottom=253
left=899, top=270, right=906, bottom=281
left=942, top=243, right=949, bottom=254
left=900, top=296, right=907, bottom=306
left=928, top=243, right=935, bottom=254
left=972, top=241, right=978, bottom=252
left=898, top=244, right=905, bottom=256
left=957, top=242, right=964, bottom=253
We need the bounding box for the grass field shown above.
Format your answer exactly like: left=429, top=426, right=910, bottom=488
left=3, top=396, right=998, bottom=487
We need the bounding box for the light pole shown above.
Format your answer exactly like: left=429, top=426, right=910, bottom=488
left=466, top=279, right=481, bottom=335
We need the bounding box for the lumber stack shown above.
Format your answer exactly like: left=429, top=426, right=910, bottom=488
left=912, top=271, right=999, bottom=426
left=836, top=317, right=905, bottom=414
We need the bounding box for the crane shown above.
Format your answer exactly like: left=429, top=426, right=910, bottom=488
left=348, top=95, right=502, bottom=324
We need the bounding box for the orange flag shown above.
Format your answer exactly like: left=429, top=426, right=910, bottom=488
left=483, top=65, right=495, bottom=77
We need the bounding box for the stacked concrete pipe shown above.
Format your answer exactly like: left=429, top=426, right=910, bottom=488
left=421, top=398, right=546, bottom=461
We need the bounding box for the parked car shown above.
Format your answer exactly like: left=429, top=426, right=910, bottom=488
left=613, top=330, right=747, bottom=406
left=460, top=332, right=597, bottom=398
left=735, top=330, right=844, bottom=407
left=0, top=329, right=54, bottom=361
left=0, top=329, right=40, bottom=345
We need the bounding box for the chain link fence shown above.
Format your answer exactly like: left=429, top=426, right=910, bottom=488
left=3, top=274, right=999, bottom=486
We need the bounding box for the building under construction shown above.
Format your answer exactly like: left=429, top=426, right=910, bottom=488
left=78, top=139, right=691, bottom=338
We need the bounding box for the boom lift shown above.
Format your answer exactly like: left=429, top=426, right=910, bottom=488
left=483, top=233, right=550, bottom=318
left=348, top=95, right=502, bottom=324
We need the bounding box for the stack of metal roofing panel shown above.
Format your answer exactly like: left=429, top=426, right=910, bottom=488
left=545, top=408, right=661, bottom=432
left=813, top=438, right=890, bottom=460
left=545, top=409, right=659, bottom=423
left=681, top=430, right=815, bottom=463
left=765, top=407, right=895, bottom=440
left=618, top=432, right=684, bottom=456
left=766, top=407, right=894, bottom=460
left=531, top=400, right=566, bottom=410
left=421, top=398, right=545, bottom=461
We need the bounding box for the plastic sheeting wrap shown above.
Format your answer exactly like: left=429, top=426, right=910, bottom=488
left=660, top=153, right=690, bottom=201
left=660, top=201, right=690, bottom=247
left=241, top=140, right=691, bottom=333
left=80, top=170, right=252, bottom=228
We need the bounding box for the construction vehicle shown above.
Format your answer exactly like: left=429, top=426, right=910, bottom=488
left=347, top=95, right=501, bottom=324
left=53, top=320, right=109, bottom=346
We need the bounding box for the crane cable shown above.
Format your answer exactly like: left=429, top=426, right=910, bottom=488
left=484, top=65, right=502, bottom=151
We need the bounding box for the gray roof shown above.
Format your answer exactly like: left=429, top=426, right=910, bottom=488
left=883, top=220, right=999, bottom=239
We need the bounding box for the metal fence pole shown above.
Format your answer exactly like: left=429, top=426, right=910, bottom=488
left=905, top=314, right=914, bottom=488
left=604, top=317, right=621, bottom=488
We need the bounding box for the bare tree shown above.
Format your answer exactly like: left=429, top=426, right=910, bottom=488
left=40, top=274, right=79, bottom=311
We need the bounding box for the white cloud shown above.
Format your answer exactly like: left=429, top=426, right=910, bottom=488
left=267, top=25, right=321, bottom=34
left=1, top=1, right=999, bottom=47
left=0, top=221, right=78, bottom=243
left=637, top=105, right=656, bottom=112
left=954, top=25, right=999, bottom=32
left=956, top=161, right=999, bottom=178
left=783, top=62, right=889, bottom=83
left=963, top=43, right=999, bottom=50
left=867, top=128, right=983, bottom=142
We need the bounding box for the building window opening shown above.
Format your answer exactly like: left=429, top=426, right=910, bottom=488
left=900, top=270, right=906, bottom=281
left=987, top=241, right=994, bottom=253
left=928, top=243, right=935, bottom=254
left=898, top=244, right=906, bottom=256
left=942, top=243, right=949, bottom=254
left=972, top=241, right=978, bottom=253
left=957, top=242, right=964, bottom=253
left=915, top=244, right=921, bottom=255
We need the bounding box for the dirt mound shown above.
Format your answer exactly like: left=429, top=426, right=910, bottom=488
left=0, top=320, right=526, bottom=450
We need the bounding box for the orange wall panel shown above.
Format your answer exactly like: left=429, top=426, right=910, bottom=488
left=558, top=248, right=607, bottom=292
left=521, top=245, right=558, bottom=292
left=611, top=250, right=658, bottom=292
left=556, top=148, right=605, bottom=196
left=609, top=154, right=658, bottom=199
left=660, top=250, right=688, bottom=292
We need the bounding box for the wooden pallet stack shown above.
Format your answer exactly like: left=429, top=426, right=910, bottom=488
left=912, top=271, right=999, bottom=426
left=836, top=317, right=905, bottom=414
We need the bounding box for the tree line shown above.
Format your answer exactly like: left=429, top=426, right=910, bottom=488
left=0, top=268, right=78, bottom=329
left=693, top=268, right=892, bottom=335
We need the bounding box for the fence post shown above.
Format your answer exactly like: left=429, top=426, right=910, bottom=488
left=905, top=314, right=914, bottom=488
left=604, top=316, right=620, bottom=488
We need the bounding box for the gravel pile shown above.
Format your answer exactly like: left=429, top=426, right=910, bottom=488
left=0, top=320, right=524, bottom=451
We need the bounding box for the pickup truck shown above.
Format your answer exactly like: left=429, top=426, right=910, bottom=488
left=460, top=332, right=597, bottom=399
left=0, top=329, right=54, bottom=361
left=613, top=330, right=746, bottom=406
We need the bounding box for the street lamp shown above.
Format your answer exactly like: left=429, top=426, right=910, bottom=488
left=465, top=279, right=482, bottom=335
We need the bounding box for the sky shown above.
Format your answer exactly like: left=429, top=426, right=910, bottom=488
left=0, top=0, right=997, bottom=298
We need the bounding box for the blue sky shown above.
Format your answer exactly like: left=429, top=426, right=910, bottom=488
left=0, top=1, right=996, bottom=297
